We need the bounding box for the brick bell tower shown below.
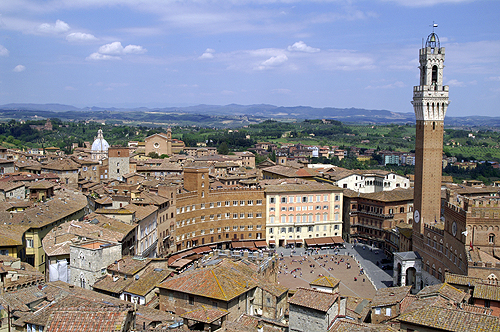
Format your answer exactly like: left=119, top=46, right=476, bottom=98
left=412, top=30, right=450, bottom=239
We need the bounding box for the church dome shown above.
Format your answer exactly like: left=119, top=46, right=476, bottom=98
left=91, top=129, right=109, bottom=152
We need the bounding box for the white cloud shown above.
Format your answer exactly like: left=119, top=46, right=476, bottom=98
left=98, top=41, right=146, bottom=55
left=255, top=54, right=288, bottom=70
left=317, top=50, right=375, bottom=71
left=86, top=52, right=121, bottom=61
left=123, top=44, right=146, bottom=54
left=199, top=48, right=215, bottom=59
left=287, top=41, right=320, bottom=53
left=88, top=41, right=146, bottom=60
left=13, top=65, right=26, bottom=72
left=447, top=79, right=466, bottom=87
left=65, top=86, right=76, bottom=91
left=98, top=42, right=125, bottom=55
left=381, top=0, right=473, bottom=7
left=487, top=76, right=500, bottom=81
left=365, top=81, right=405, bottom=89
left=66, top=32, right=97, bottom=42
left=37, top=19, right=70, bottom=34
left=0, top=45, right=8, bottom=56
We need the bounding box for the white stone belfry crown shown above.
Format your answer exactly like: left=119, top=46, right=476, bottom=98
left=412, top=32, right=450, bottom=121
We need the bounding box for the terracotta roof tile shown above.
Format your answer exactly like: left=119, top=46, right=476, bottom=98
left=0, top=224, right=30, bottom=246
left=262, top=165, right=318, bottom=178
left=288, top=287, right=338, bottom=312
left=159, top=259, right=263, bottom=301
left=107, top=256, right=152, bottom=276
left=180, top=307, right=228, bottom=323
left=261, top=178, right=341, bottom=192
left=92, top=274, right=134, bottom=294
left=310, top=276, right=341, bottom=289
left=418, top=283, right=469, bottom=303
left=371, top=286, right=411, bottom=308
left=474, top=283, right=500, bottom=302
left=45, top=300, right=132, bottom=332
left=329, top=319, right=399, bottom=332
left=445, top=272, right=483, bottom=287
left=124, top=266, right=170, bottom=297
left=344, top=296, right=372, bottom=320
left=358, top=188, right=414, bottom=202
left=397, top=305, right=500, bottom=332
left=42, top=219, right=132, bottom=256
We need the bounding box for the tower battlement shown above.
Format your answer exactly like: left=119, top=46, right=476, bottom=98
left=419, top=46, right=445, bottom=56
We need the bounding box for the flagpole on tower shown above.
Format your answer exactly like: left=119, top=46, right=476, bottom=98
left=431, top=21, right=438, bottom=33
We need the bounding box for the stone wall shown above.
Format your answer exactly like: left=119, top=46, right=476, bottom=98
left=69, top=241, right=122, bottom=290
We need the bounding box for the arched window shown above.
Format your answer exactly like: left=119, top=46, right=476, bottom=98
left=420, top=66, right=426, bottom=85
left=489, top=234, right=495, bottom=244
left=432, top=65, right=438, bottom=84
left=80, top=274, right=86, bottom=289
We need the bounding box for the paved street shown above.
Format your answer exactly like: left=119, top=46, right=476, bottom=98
left=275, top=243, right=393, bottom=298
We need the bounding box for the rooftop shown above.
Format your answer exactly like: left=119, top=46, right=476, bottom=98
left=371, top=286, right=411, bottom=308
left=310, top=276, right=341, bottom=289
left=288, top=287, right=338, bottom=312
left=397, top=305, right=500, bottom=332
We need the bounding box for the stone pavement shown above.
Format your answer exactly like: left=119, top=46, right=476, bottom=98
left=275, top=244, right=394, bottom=299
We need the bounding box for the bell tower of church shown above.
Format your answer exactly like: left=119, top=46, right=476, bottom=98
left=166, top=127, right=172, bottom=156
left=412, top=31, right=450, bottom=237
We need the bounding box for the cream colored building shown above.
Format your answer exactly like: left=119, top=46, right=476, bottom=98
left=261, top=179, right=343, bottom=247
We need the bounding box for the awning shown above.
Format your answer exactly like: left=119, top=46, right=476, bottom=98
left=168, top=254, right=182, bottom=265
left=331, top=236, right=344, bottom=244
left=231, top=241, right=255, bottom=249
left=315, top=237, right=334, bottom=246
left=241, top=241, right=255, bottom=248
left=231, top=242, right=245, bottom=249
left=169, top=258, right=193, bottom=268
left=305, top=238, right=318, bottom=247
left=192, top=246, right=212, bottom=254
left=268, top=240, right=275, bottom=245
left=254, top=240, right=268, bottom=248
left=180, top=250, right=196, bottom=258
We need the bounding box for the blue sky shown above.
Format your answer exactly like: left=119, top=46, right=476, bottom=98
left=1, top=0, right=499, bottom=117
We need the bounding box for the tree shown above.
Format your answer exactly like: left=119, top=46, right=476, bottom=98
left=218, top=142, right=229, bottom=155
left=148, top=152, right=160, bottom=158
left=269, top=151, right=276, bottom=162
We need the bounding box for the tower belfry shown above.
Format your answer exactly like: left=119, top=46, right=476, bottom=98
left=412, top=30, right=450, bottom=235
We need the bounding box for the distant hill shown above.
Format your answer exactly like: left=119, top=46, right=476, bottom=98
left=0, top=103, right=499, bottom=128
left=0, top=103, right=81, bottom=112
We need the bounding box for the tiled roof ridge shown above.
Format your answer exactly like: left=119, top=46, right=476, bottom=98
left=295, top=286, right=336, bottom=295
left=426, top=303, right=498, bottom=318
left=211, top=269, right=227, bottom=300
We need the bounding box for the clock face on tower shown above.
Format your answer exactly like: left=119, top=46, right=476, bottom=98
left=452, top=221, right=457, bottom=237
left=414, top=210, right=420, bottom=223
